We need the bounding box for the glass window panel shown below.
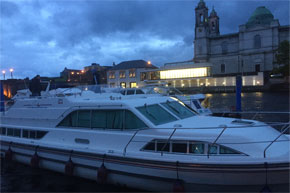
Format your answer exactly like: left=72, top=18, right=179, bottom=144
left=161, top=101, right=195, bottom=119
left=220, top=146, right=240, bottom=154
left=157, top=142, right=169, bottom=152
left=13, top=129, right=21, bottom=137
left=172, top=143, right=187, bottom=153
left=30, top=130, right=36, bottom=139
left=91, top=110, right=106, bottom=128
left=192, top=100, right=201, bottom=109
left=23, top=130, right=28, bottom=138
left=209, top=145, right=218, bottom=154
left=36, top=131, right=47, bottom=139
left=189, top=143, right=204, bottom=154
left=78, top=110, right=91, bottom=128
left=127, top=90, right=135, bottom=95
left=136, top=89, right=144, bottom=94
left=124, top=110, right=147, bottom=129
left=59, top=111, right=78, bottom=127
left=1, top=127, right=6, bottom=135
left=7, top=128, right=13, bottom=136
left=106, top=110, right=123, bottom=129
left=137, top=104, right=177, bottom=125
left=143, top=141, right=155, bottom=151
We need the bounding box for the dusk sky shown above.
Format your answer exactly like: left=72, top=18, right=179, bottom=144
left=0, top=0, right=289, bottom=79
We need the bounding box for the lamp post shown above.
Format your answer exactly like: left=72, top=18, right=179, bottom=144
left=9, top=68, right=14, bottom=79
left=2, top=70, right=5, bottom=80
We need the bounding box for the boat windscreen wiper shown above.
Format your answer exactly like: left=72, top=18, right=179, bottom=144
left=144, top=104, right=158, bottom=120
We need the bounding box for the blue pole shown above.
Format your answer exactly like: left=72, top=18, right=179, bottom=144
left=236, top=75, right=242, bottom=112
left=0, top=81, right=4, bottom=112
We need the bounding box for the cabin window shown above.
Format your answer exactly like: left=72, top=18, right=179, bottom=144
left=156, top=141, right=170, bottom=152
left=192, top=100, right=201, bottom=109
left=78, top=110, right=91, bottom=128
left=209, top=144, right=218, bottom=154
left=189, top=143, right=204, bottom=154
left=136, top=89, right=144, bottom=94
left=13, top=129, right=21, bottom=137
left=23, top=130, right=29, bottom=138
left=0, top=127, right=6, bottom=135
left=126, top=89, right=135, bottom=95
left=7, top=128, right=13, bottom=136
left=137, top=104, right=178, bottom=125
left=60, top=109, right=147, bottom=130
left=124, top=110, right=147, bottom=129
left=143, top=141, right=156, bottom=151
left=30, top=130, right=36, bottom=139
left=172, top=142, right=187, bottom=153
left=220, top=146, right=240, bottom=154
left=36, top=131, right=47, bottom=139
left=161, top=101, right=195, bottom=119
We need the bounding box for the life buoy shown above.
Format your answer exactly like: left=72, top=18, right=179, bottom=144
left=30, top=153, right=40, bottom=168
left=173, top=179, right=185, bottom=193
left=65, top=158, right=74, bottom=176
left=97, top=163, right=108, bottom=184
left=5, top=148, right=13, bottom=161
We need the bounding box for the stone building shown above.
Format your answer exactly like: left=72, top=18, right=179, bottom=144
left=194, top=0, right=290, bottom=76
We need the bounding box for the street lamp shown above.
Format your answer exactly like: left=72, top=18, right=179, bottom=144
left=2, top=70, right=5, bottom=80
left=9, top=68, right=14, bottom=79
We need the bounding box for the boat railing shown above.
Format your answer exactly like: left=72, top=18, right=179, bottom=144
left=263, top=124, right=290, bottom=158
left=122, top=121, right=290, bottom=157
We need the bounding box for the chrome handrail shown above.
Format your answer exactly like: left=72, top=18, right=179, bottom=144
left=207, top=125, right=227, bottom=158
left=161, top=128, right=177, bottom=156
left=263, top=125, right=290, bottom=158
left=123, top=128, right=146, bottom=156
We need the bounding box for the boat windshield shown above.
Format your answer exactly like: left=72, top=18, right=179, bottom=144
left=161, top=101, right=196, bottom=119
left=136, top=104, right=178, bottom=125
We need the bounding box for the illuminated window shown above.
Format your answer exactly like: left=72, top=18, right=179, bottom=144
left=129, top=69, right=136, bottom=78
left=109, top=72, right=115, bottom=79
left=120, top=82, right=126, bottom=88
left=119, top=71, right=126, bottom=79
left=130, top=82, right=137, bottom=88
left=160, top=68, right=208, bottom=80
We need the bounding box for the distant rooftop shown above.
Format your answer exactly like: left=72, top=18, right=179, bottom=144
left=110, top=60, right=158, bottom=70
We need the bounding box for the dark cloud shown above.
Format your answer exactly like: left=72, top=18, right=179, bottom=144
left=0, top=0, right=289, bottom=79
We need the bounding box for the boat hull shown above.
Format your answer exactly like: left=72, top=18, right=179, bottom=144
left=1, top=141, right=289, bottom=192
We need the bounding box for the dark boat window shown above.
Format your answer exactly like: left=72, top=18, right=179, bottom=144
left=156, top=141, right=170, bottom=152
left=192, top=100, right=201, bottom=109
left=78, top=110, right=91, bottom=127
left=136, top=89, right=144, bottom=94
left=106, top=110, right=123, bottom=129
left=124, top=110, right=147, bottom=129
left=220, top=146, right=240, bottom=154
left=143, top=141, right=155, bottom=151
left=172, top=142, right=187, bottom=153
left=91, top=110, right=107, bottom=128
left=127, top=90, right=135, bottom=95
left=189, top=143, right=204, bottom=154
left=137, top=104, right=177, bottom=125
left=36, top=131, right=47, bottom=139
left=23, top=130, right=29, bottom=138
left=161, top=101, right=195, bottom=119
left=0, top=127, right=6, bottom=135
left=30, top=130, right=36, bottom=139
left=59, top=111, right=78, bottom=127
left=7, top=128, right=13, bottom=136
left=13, top=129, right=21, bottom=137
left=208, top=144, right=218, bottom=154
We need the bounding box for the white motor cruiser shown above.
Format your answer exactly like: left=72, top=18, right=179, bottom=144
left=0, top=87, right=289, bottom=192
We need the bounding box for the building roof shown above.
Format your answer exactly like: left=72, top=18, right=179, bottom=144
left=246, top=6, right=274, bottom=27
left=110, top=60, right=158, bottom=70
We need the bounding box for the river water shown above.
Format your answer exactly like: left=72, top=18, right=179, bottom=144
left=1, top=92, right=289, bottom=192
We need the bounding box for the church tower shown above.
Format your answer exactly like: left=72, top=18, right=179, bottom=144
left=194, top=0, right=209, bottom=62
left=209, top=7, right=220, bottom=37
